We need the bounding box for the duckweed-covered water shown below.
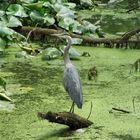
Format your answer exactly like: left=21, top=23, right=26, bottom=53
left=0, top=46, right=140, bottom=140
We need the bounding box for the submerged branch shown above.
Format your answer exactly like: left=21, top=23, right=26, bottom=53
left=112, top=107, right=131, bottom=113
left=38, top=111, right=93, bottom=130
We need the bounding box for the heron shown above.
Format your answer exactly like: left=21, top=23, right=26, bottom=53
left=51, top=33, right=83, bottom=113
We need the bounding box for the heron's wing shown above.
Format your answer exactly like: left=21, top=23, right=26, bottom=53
left=63, top=65, right=83, bottom=108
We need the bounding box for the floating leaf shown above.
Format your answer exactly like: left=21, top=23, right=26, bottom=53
left=7, top=4, right=28, bottom=17
left=0, top=92, right=12, bottom=102
left=59, top=46, right=81, bottom=60
left=42, top=47, right=62, bottom=60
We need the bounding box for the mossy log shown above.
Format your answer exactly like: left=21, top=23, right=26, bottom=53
left=18, top=26, right=140, bottom=45
left=38, top=111, right=93, bottom=130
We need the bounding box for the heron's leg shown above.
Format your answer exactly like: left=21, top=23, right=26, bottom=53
left=69, top=102, right=75, bottom=113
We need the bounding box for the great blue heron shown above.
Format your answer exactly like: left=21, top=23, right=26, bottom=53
left=52, top=33, right=83, bottom=113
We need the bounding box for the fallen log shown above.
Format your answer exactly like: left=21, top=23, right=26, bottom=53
left=38, top=111, right=93, bottom=130
left=17, top=26, right=140, bottom=46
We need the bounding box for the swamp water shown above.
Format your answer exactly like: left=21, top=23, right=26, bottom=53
left=0, top=46, right=140, bottom=140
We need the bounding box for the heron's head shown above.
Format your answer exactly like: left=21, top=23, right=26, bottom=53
left=51, top=33, right=71, bottom=40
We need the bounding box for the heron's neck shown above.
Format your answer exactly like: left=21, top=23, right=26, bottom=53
left=64, top=37, right=72, bottom=66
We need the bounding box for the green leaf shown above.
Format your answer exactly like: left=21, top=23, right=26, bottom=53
left=43, top=2, right=54, bottom=9
left=63, top=3, right=76, bottom=9
left=55, top=3, right=75, bottom=19
left=42, top=47, right=62, bottom=60
left=30, top=11, right=55, bottom=26
left=0, top=25, right=14, bottom=37
left=0, top=92, right=12, bottom=102
left=23, top=1, right=43, bottom=10
left=59, top=45, right=81, bottom=60
left=7, top=4, right=28, bottom=17
left=82, top=20, right=99, bottom=33
left=0, top=10, right=4, bottom=17
left=8, top=16, right=22, bottom=27
left=59, top=18, right=82, bottom=33
left=44, top=16, right=55, bottom=26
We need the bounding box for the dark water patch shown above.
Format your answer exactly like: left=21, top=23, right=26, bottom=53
left=5, top=60, right=63, bottom=86
left=89, top=14, right=139, bottom=34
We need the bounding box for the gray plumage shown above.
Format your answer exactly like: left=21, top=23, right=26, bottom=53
left=51, top=33, right=83, bottom=111
left=63, top=63, right=83, bottom=108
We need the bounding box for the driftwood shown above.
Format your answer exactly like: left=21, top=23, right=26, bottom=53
left=112, top=107, right=131, bottom=113
left=38, top=111, right=93, bottom=130
left=18, top=26, right=140, bottom=46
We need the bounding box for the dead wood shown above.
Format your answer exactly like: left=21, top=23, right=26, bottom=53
left=119, top=28, right=140, bottom=42
left=112, top=107, right=131, bottom=113
left=38, top=111, right=93, bottom=130
left=18, top=26, right=140, bottom=46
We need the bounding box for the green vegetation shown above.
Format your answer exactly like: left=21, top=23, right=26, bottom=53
left=0, top=46, right=140, bottom=139
left=0, top=0, right=140, bottom=139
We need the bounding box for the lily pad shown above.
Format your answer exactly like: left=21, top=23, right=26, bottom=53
left=42, top=47, right=62, bottom=60
left=59, top=46, right=81, bottom=60
left=30, top=11, right=55, bottom=26
left=7, top=4, right=28, bottom=17
left=59, top=18, right=82, bottom=33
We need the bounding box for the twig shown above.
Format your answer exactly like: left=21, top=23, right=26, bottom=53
left=26, top=24, right=38, bottom=42
left=112, top=107, right=131, bottom=113
left=87, top=101, right=93, bottom=120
